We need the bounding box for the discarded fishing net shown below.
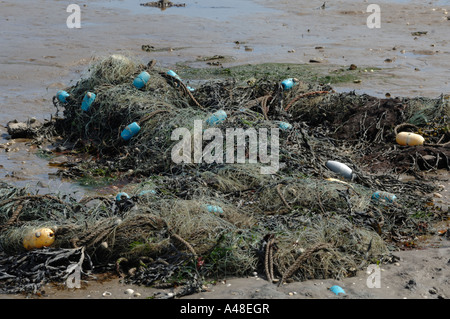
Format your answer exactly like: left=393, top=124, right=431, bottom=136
left=0, top=171, right=444, bottom=295
left=1, top=55, right=448, bottom=296
left=47, top=54, right=449, bottom=180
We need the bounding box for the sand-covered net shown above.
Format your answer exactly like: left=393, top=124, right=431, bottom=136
left=1, top=55, right=448, bottom=296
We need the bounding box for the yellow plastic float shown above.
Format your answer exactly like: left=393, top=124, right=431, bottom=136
left=23, top=228, right=55, bottom=250
left=395, top=131, right=424, bottom=146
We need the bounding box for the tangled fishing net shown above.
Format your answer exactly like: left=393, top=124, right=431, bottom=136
left=0, top=54, right=448, bottom=296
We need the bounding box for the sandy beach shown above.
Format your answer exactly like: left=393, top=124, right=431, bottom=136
left=0, top=0, right=449, bottom=302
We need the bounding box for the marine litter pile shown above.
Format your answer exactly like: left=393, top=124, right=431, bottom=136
left=1, top=55, right=448, bottom=296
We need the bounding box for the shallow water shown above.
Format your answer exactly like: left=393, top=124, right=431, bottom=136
left=0, top=0, right=449, bottom=196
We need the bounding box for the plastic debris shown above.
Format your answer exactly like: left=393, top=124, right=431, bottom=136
left=281, top=78, right=298, bottom=90
left=395, top=132, right=425, bottom=146
left=206, top=110, right=227, bottom=126
left=167, top=70, right=195, bottom=91
left=372, top=191, right=397, bottom=203
left=133, top=71, right=151, bottom=89
left=121, top=122, right=141, bottom=141
left=57, top=90, right=70, bottom=103
left=278, top=121, right=292, bottom=130
left=167, top=70, right=182, bottom=81
left=23, top=228, right=55, bottom=250
left=326, top=160, right=353, bottom=180
left=81, top=92, right=96, bottom=111
left=329, top=285, right=346, bottom=295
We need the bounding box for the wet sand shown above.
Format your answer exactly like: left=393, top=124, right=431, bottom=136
left=0, top=0, right=449, bottom=300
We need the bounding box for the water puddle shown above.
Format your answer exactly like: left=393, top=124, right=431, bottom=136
left=0, top=136, right=87, bottom=200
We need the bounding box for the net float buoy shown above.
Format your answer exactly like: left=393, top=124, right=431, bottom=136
left=281, top=78, right=298, bottom=90
left=81, top=92, right=96, bottom=111
left=133, top=71, right=150, bottom=89
left=121, top=122, right=141, bottom=141
left=56, top=90, right=70, bottom=103
left=395, top=132, right=424, bottom=146
left=325, top=160, right=353, bottom=180
left=23, top=228, right=55, bottom=250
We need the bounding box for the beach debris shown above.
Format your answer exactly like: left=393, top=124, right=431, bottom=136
left=124, top=288, right=134, bottom=295
left=205, top=205, right=224, bottom=214
left=278, top=121, right=292, bottom=130
left=206, top=109, right=227, bottom=126
left=405, top=279, right=417, bottom=290
left=325, top=160, right=353, bottom=180
left=116, top=192, right=130, bottom=201
left=167, top=70, right=195, bottom=91
left=395, top=132, right=425, bottom=146
left=23, top=228, right=55, bottom=250
left=371, top=191, right=397, bottom=204
left=411, top=31, right=428, bottom=36
left=140, top=1, right=186, bottom=9
left=121, top=122, right=141, bottom=141
left=133, top=71, right=151, bottom=89
left=167, top=69, right=182, bottom=81
left=57, top=90, right=70, bottom=103
left=6, top=118, right=43, bottom=139
left=1, top=55, right=448, bottom=298
left=281, top=78, right=298, bottom=90
left=329, top=285, right=346, bottom=295
left=81, top=92, right=96, bottom=111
